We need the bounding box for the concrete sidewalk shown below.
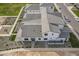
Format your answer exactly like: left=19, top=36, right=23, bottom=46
left=64, top=4, right=78, bottom=18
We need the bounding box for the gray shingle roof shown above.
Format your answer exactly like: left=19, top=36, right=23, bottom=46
left=26, top=4, right=40, bottom=10
left=48, top=12, right=62, bottom=17
left=59, top=27, right=69, bottom=38
left=59, top=31, right=69, bottom=38
left=48, top=13, right=65, bottom=25
left=21, top=25, right=42, bottom=37
left=20, top=3, right=66, bottom=37
left=40, top=3, right=54, bottom=7
left=23, top=14, right=41, bottom=21
left=49, top=23, right=60, bottom=33
left=22, top=19, right=41, bottom=25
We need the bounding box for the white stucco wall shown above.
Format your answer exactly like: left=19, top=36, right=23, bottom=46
left=43, top=32, right=60, bottom=40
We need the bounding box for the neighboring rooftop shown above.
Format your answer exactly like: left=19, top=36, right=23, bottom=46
left=48, top=13, right=64, bottom=25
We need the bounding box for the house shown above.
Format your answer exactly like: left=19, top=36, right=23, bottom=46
left=75, top=3, right=79, bottom=9
left=15, top=3, right=70, bottom=48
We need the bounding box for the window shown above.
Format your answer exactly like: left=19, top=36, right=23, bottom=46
left=44, top=38, right=47, bottom=40
left=54, top=41, right=56, bottom=43
left=38, top=38, right=41, bottom=40
left=60, top=40, right=63, bottom=43
left=52, top=33, right=54, bottom=36
left=56, top=41, right=60, bottom=43
left=31, top=38, right=35, bottom=41
left=48, top=41, right=54, bottom=43
left=24, top=38, right=28, bottom=40
left=64, top=40, right=66, bottom=42
left=44, top=33, right=48, bottom=36
left=51, top=6, right=53, bottom=9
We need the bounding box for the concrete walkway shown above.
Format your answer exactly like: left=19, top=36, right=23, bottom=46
left=31, top=41, right=35, bottom=48
left=54, top=3, right=79, bottom=40
left=9, top=7, right=24, bottom=36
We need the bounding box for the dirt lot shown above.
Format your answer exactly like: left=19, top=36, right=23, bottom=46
left=0, top=26, right=12, bottom=34
left=0, top=50, right=79, bottom=56
left=0, top=51, right=59, bottom=56
left=0, top=17, right=6, bottom=25
left=0, top=16, right=17, bottom=34
left=1, top=51, right=59, bottom=56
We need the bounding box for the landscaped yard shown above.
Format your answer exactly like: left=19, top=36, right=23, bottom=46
left=9, top=35, right=16, bottom=41
left=72, top=7, right=79, bottom=17
left=0, top=3, right=26, bottom=16
left=69, top=33, right=79, bottom=48
left=54, top=7, right=58, bottom=12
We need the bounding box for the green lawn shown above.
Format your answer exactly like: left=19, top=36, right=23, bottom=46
left=69, top=33, right=79, bottom=48
left=72, top=7, right=79, bottom=17
left=0, top=3, right=26, bottom=16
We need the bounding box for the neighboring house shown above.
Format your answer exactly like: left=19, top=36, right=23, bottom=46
left=66, top=3, right=74, bottom=6
left=16, top=3, right=70, bottom=47
left=75, top=3, right=79, bottom=9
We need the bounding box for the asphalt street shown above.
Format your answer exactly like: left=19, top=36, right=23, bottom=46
left=55, top=3, right=79, bottom=40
